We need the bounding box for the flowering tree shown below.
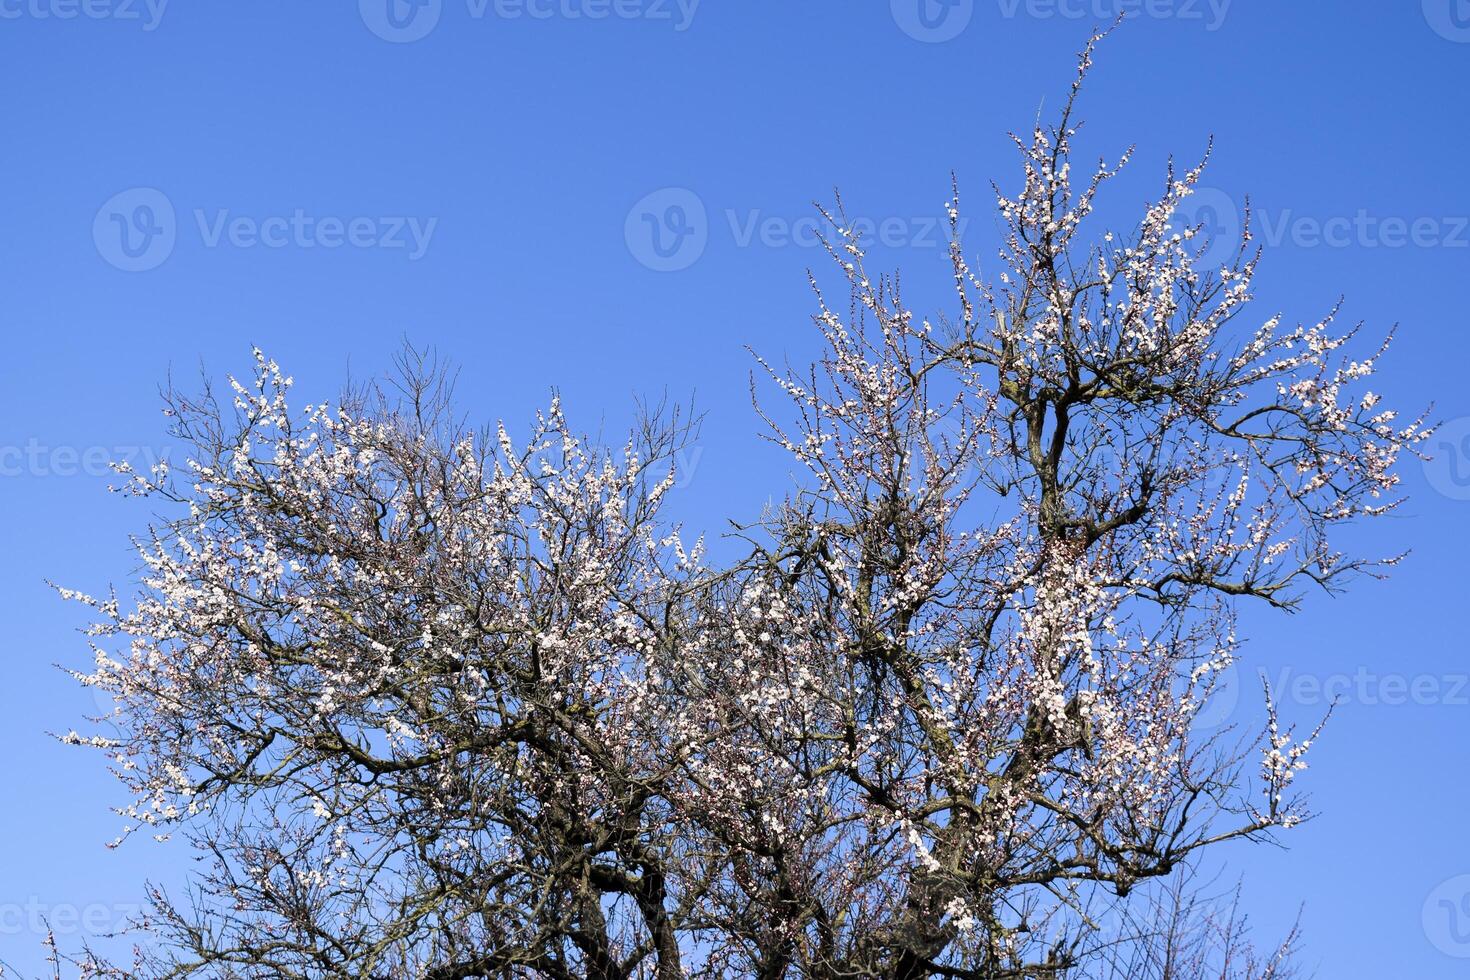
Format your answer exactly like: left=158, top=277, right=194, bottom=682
left=57, top=36, right=1424, bottom=980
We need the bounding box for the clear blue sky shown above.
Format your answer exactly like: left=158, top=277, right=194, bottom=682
left=2, top=2, right=1468, bottom=975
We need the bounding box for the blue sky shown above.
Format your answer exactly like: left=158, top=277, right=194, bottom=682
left=2, top=2, right=1468, bottom=975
